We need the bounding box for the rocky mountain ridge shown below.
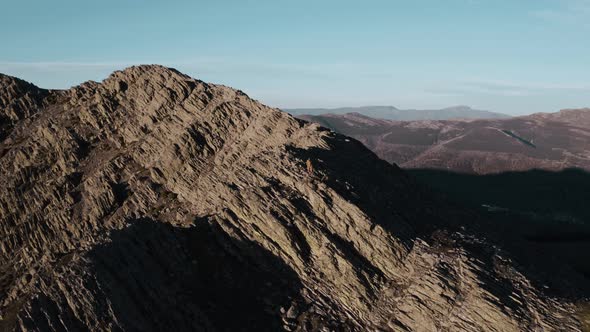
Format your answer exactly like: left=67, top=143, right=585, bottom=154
left=0, top=66, right=586, bottom=331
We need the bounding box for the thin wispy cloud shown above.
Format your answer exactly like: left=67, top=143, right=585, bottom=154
left=468, top=79, right=590, bottom=91
left=0, top=59, right=392, bottom=80
left=429, top=79, right=590, bottom=97
left=531, top=0, right=590, bottom=27
left=0, top=61, right=137, bottom=71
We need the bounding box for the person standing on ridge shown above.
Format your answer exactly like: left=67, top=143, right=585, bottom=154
left=306, top=158, right=313, bottom=176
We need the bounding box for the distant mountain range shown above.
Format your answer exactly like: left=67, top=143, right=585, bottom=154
left=285, top=105, right=510, bottom=121
left=298, top=109, right=590, bottom=174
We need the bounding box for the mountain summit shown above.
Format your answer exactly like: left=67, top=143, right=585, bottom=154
left=0, top=66, right=584, bottom=331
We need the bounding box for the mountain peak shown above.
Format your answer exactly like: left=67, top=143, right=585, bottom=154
left=0, top=66, right=583, bottom=331
left=109, top=64, right=187, bottom=80
left=98, top=64, right=204, bottom=94
left=442, top=105, right=473, bottom=111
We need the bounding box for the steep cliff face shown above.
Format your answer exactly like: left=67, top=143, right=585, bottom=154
left=0, top=66, right=584, bottom=331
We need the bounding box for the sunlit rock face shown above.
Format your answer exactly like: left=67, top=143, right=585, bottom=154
left=0, top=66, right=584, bottom=331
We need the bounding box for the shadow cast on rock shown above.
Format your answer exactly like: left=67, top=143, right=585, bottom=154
left=289, top=129, right=590, bottom=303
left=286, top=131, right=475, bottom=248
left=86, top=217, right=304, bottom=331
left=408, top=167, right=590, bottom=300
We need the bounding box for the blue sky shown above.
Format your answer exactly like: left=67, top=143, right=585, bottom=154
left=1, top=0, right=588, bottom=115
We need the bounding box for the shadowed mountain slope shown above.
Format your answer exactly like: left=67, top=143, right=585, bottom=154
left=408, top=168, right=590, bottom=299
left=0, top=66, right=586, bottom=331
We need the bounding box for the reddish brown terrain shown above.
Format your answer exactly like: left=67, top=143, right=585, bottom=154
left=0, top=66, right=588, bottom=331
left=300, top=110, right=590, bottom=174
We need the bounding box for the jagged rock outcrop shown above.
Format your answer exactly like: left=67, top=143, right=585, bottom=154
left=0, top=75, right=49, bottom=141
left=0, top=66, right=585, bottom=331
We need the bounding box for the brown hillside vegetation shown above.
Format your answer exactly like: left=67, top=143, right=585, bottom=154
left=300, top=111, right=590, bottom=174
